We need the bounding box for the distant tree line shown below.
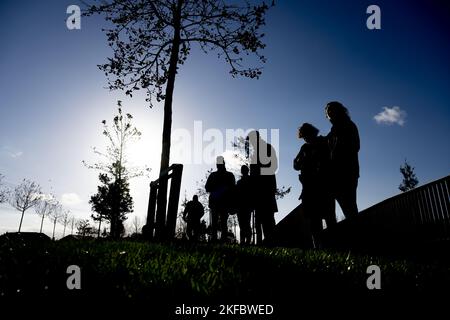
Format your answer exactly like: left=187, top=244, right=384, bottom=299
left=0, top=175, right=75, bottom=239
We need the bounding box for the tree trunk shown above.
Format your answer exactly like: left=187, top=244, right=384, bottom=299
left=18, top=209, right=25, bottom=232
left=155, top=0, right=183, bottom=240
left=97, top=217, right=102, bottom=238
left=63, top=225, right=66, bottom=237
left=52, top=219, right=57, bottom=240
left=39, top=214, right=45, bottom=233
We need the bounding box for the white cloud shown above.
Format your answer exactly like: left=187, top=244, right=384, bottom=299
left=61, top=193, right=82, bottom=206
left=37, top=193, right=56, bottom=202
left=1, top=146, right=23, bottom=158
left=374, top=106, right=407, bottom=126
left=8, top=151, right=23, bottom=158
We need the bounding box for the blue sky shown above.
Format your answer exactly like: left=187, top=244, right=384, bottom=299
left=1, top=0, right=449, bottom=237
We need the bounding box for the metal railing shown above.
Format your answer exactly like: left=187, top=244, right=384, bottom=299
left=323, top=175, right=450, bottom=250
left=275, top=175, right=450, bottom=250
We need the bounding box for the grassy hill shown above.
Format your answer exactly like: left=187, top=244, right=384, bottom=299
left=1, top=235, right=449, bottom=315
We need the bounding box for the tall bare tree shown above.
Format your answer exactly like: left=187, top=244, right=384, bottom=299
left=0, top=174, right=9, bottom=203
left=59, top=210, right=72, bottom=238
left=35, top=198, right=54, bottom=233
left=131, top=215, right=142, bottom=234
left=9, top=179, right=41, bottom=232
left=84, top=0, right=272, bottom=238
left=69, top=216, right=76, bottom=235
left=48, top=202, right=63, bottom=240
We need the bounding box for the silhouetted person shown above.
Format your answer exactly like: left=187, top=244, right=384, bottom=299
left=235, top=165, right=254, bottom=245
left=247, top=131, right=278, bottom=246
left=325, top=101, right=360, bottom=218
left=183, top=195, right=205, bottom=241
left=294, top=123, right=336, bottom=248
left=205, top=156, right=236, bottom=242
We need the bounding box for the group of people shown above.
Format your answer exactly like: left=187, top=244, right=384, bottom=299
left=183, top=130, right=278, bottom=245
left=183, top=101, right=360, bottom=247
left=294, top=101, right=360, bottom=247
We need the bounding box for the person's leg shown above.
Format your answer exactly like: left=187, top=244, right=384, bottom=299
left=255, top=210, right=263, bottom=245
left=336, top=179, right=358, bottom=219
left=238, top=211, right=250, bottom=245
left=243, top=210, right=252, bottom=245
left=219, top=209, right=229, bottom=241
left=323, top=194, right=337, bottom=228
left=261, top=210, right=275, bottom=246
left=310, top=216, right=323, bottom=249
left=237, top=211, right=245, bottom=244
left=192, top=220, right=200, bottom=242
left=186, top=222, right=192, bottom=240
left=210, top=209, right=218, bottom=241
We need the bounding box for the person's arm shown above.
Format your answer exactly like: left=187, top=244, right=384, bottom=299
left=335, top=122, right=360, bottom=155
left=351, top=122, right=360, bottom=153
left=293, top=146, right=306, bottom=171
left=205, top=174, right=212, bottom=192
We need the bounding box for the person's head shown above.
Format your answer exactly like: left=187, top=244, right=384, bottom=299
left=241, top=165, right=249, bottom=176
left=192, top=195, right=198, bottom=202
left=298, top=123, right=319, bottom=143
left=325, top=101, right=350, bottom=124
left=216, top=156, right=226, bottom=171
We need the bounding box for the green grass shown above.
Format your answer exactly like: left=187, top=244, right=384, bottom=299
left=1, top=238, right=449, bottom=304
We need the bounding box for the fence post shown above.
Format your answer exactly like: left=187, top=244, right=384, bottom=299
left=145, top=164, right=184, bottom=241
left=166, top=164, right=183, bottom=239
left=145, top=182, right=158, bottom=240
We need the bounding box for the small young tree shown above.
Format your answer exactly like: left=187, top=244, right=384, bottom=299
left=399, top=160, right=419, bottom=192
left=9, top=179, right=41, bottom=232
left=84, top=105, right=146, bottom=239
left=76, top=219, right=95, bottom=237
left=90, top=173, right=133, bottom=239
left=175, top=194, right=189, bottom=240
